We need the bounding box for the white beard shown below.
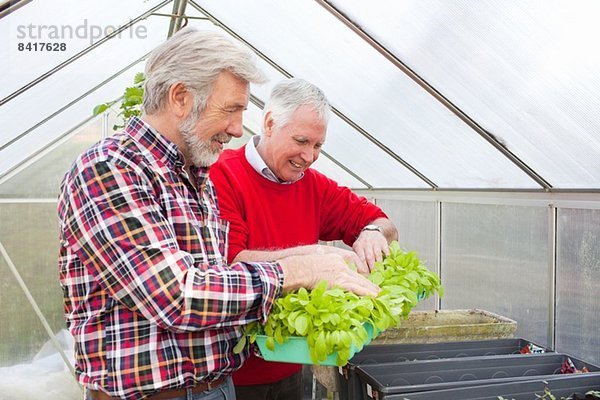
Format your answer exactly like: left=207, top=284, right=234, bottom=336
left=179, top=111, right=221, bottom=167
left=182, top=131, right=220, bottom=167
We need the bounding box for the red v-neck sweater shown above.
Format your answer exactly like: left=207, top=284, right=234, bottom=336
left=209, top=146, right=387, bottom=385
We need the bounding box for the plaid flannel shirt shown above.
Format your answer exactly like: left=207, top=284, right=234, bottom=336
left=58, top=116, right=283, bottom=400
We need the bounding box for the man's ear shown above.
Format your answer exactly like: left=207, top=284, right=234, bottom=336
left=167, top=83, right=191, bottom=119
left=263, top=111, right=274, bottom=137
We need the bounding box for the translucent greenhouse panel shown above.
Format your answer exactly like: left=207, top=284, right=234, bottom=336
left=441, top=203, right=550, bottom=347
left=0, top=113, right=108, bottom=198
left=1, top=0, right=169, bottom=99
left=0, top=63, right=144, bottom=178
left=194, top=0, right=537, bottom=188
left=0, top=203, right=66, bottom=366
left=555, top=208, right=600, bottom=366
left=331, top=0, right=600, bottom=188
left=0, top=3, right=173, bottom=177
left=310, top=155, right=366, bottom=189
left=376, top=198, right=439, bottom=310
left=320, top=117, right=428, bottom=188
left=242, top=101, right=264, bottom=136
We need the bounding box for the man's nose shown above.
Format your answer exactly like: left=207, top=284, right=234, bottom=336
left=226, top=114, right=244, bottom=138
left=300, top=148, right=314, bottom=164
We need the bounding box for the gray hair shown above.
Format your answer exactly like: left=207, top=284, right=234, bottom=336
left=263, top=78, right=331, bottom=131
left=143, top=27, right=267, bottom=114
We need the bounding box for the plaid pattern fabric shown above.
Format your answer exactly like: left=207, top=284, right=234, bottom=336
left=58, top=116, right=283, bottom=400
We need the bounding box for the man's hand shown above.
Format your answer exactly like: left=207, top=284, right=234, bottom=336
left=314, top=245, right=369, bottom=275
left=353, top=229, right=389, bottom=272
left=279, top=253, right=380, bottom=297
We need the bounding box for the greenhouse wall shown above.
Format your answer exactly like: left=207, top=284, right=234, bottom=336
left=371, top=191, right=600, bottom=367
left=0, top=115, right=106, bottom=368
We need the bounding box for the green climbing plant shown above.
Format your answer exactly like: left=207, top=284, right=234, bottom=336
left=93, top=72, right=145, bottom=130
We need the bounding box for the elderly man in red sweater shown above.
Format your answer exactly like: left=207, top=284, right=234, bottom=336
left=210, top=78, right=398, bottom=400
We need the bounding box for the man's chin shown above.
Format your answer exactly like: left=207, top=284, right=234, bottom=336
left=192, top=152, right=220, bottom=168
left=280, top=172, right=302, bottom=182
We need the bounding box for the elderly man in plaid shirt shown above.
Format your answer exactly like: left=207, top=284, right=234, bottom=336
left=57, top=27, right=379, bottom=400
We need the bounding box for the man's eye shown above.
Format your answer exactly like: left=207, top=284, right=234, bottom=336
left=225, top=107, right=242, bottom=113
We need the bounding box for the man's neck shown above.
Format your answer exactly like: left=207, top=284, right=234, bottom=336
left=255, top=135, right=267, bottom=161
left=255, top=136, right=277, bottom=173
left=142, top=113, right=185, bottom=153
left=141, top=113, right=196, bottom=182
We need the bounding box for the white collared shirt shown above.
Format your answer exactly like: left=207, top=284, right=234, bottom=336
left=245, top=135, right=303, bottom=184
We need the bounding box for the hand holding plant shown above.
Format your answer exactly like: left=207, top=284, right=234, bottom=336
left=238, top=241, right=443, bottom=366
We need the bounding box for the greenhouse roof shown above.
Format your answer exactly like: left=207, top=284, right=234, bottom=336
left=1, top=0, right=600, bottom=191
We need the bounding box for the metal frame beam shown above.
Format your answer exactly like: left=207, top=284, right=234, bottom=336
left=0, top=0, right=32, bottom=19
left=548, top=205, right=557, bottom=350
left=351, top=189, right=600, bottom=209
left=167, top=0, right=189, bottom=37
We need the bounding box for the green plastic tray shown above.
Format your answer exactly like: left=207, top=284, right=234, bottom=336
left=255, top=323, right=375, bottom=366
left=255, top=289, right=427, bottom=366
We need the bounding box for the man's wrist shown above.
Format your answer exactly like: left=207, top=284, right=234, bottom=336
left=361, top=224, right=382, bottom=233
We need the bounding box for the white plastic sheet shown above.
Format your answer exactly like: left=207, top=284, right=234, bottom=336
left=0, top=330, right=81, bottom=400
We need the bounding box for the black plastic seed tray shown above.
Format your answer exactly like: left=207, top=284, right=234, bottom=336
left=355, top=353, right=599, bottom=399
left=338, top=338, right=551, bottom=400
left=381, top=373, right=600, bottom=400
